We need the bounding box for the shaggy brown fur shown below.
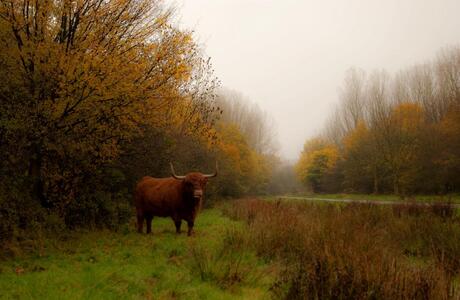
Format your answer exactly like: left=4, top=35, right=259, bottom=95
left=134, top=172, right=211, bottom=236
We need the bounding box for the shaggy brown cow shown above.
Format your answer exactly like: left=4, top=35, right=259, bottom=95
left=134, top=162, right=217, bottom=236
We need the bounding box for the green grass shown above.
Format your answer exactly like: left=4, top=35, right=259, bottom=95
left=0, top=209, right=273, bottom=300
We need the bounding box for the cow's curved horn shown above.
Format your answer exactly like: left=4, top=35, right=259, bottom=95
left=170, top=162, right=186, bottom=180
left=203, top=161, right=218, bottom=178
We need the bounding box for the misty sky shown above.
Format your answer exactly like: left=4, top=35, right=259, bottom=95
left=171, top=0, right=460, bottom=161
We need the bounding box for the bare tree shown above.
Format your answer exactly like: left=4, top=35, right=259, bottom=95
left=215, top=88, right=279, bottom=155
left=339, top=68, right=367, bottom=132
left=435, top=46, right=460, bottom=110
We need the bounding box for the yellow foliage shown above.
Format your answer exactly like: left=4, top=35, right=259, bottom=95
left=391, top=103, right=425, bottom=133
left=0, top=0, right=218, bottom=208
left=343, top=121, right=369, bottom=154
left=213, top=122, right=272, bottom=195
left=295, top=138, right=339, bottom=191
left=0, top=0, right=216, bottom=165
left=216, top=123, right=249, bottom=174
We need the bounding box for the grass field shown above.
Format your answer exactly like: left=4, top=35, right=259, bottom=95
left=0, top=209, right=273, bottom=300
left=2, top=198, right=460, bottom=299
left=223, top=198, right=460, bottom=299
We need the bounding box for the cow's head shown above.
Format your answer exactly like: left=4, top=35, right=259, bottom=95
left=170, top=162, right=218, bottom=201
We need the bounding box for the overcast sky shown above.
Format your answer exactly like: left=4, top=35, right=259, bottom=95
left=170, top=0, right=460, bottom=161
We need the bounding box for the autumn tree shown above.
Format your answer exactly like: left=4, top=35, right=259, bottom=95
left=342, top=122, right=375, bottom=193
left=435, top=104, right=460, bottom=191
left=295, top=138, right=339, bottom=193
left=385, top=103, right=425, bottom=194
left=302, top=46, right=460, bottom=195
left=207, top=122, right=271, bottom=197
left=0, top=0, right=218, bottom=226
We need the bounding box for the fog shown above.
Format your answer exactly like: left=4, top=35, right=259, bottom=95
left=172, top=0, right=460, bottom=160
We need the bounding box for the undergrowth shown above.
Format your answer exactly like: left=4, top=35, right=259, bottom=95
left=223, top=198, right=460, bottom=299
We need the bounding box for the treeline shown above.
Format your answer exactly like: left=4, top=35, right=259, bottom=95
left=296, top=47, right=460, bottom=195
left=214, top=89, right=301, bottom=196
left=0, top=0, right=279, bottom=245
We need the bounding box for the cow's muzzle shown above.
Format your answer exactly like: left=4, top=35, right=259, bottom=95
left=193, top=189, right=203, bottom=199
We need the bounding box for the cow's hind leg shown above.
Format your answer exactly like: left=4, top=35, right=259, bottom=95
left=174, top=219, right=182, bottom=234
left=137, top=211, right=145, bottom=233
left=146, top=214, right=153, bottom=234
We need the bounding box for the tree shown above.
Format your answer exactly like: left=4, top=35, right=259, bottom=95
left=315, top=46, right=460, bottom=195
left=324, top=69, right=366, bottom=146
left=436, top=104, right=460, bottom=191
left=295, top=138, right=339, bottom=193
left=385, top=103, right=425, bottom=194
left=215, top=88, right=279, bottom=155
left=339, top=68, right=366, bottom=133
left=0, top=0, right=217, bottom=211
left=342, top=121, right=375, bottom=193
left=436, top=47, right=460, bottom=110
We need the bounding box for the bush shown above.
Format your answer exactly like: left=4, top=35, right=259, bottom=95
left=0, top=182, right=65, bottom=258
left=0, top=166, right=132, bottom=257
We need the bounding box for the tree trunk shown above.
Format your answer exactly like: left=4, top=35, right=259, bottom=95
left=393, top=178, right=399, bottom=195
left=29, top=143, right=49, bottom=208
left=373, top=167, right=379, bottom=194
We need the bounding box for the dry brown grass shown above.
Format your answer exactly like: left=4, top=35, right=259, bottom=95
left=223, top=198, right=459, bottom=299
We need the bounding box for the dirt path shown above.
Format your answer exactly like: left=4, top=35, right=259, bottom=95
left=278, top=196, right=460, bottom=207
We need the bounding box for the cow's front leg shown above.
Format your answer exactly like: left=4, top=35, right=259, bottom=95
left=187, top=220, right=194, bottom=236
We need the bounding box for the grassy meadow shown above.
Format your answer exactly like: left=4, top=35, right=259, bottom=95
left=0, top=209, right=273, bottom=300
left=2, top=198, right=460, bottom=299
left=223, top=198, right=460, bottom=299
